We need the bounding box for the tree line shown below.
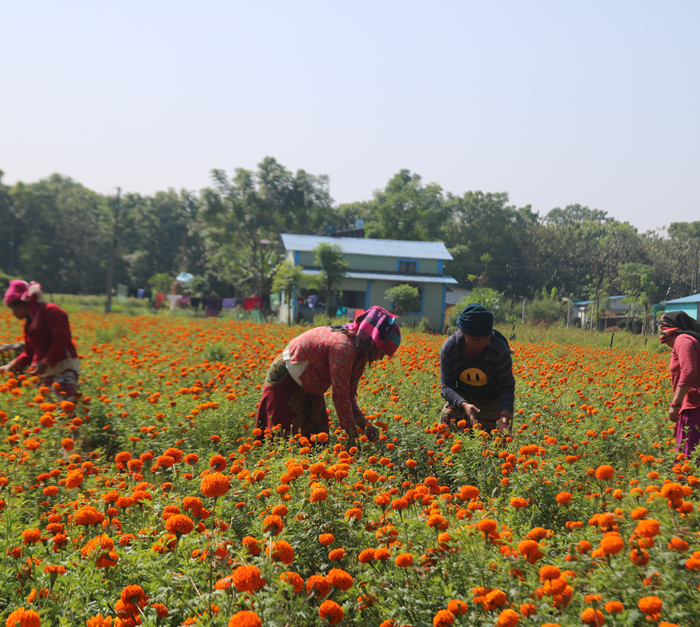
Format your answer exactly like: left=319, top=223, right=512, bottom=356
left=1, top=160, right=698, bottom=312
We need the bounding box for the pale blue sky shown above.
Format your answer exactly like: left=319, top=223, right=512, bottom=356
left=1, top=1, right=698, bottom=232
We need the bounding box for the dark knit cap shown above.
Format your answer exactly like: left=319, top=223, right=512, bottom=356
left=457, top=303, right=494, bottom=337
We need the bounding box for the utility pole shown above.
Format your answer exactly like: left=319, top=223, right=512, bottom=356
left=566, top=296, right=571, bottom=328
left=105, top=187, right=121, bottom=314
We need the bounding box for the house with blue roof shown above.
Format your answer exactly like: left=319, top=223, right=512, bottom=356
left=662, top=293, right=700, bottom=320
left=279, top=234, right=457, bottom=330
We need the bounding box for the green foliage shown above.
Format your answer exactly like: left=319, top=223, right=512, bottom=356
left=311, top=243, right=349, bottom=316
left=365, top=169, right=448, bottom=241
left=526, top=287, right=567, bottom=324
left=271, top=261, right=307, bottom=299
left=148, top=273, right=173, bottom=294
left=384, top=284, right=420, bottom=314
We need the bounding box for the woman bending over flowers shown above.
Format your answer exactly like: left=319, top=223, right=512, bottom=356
left=256, top=306, right=400, bottom=444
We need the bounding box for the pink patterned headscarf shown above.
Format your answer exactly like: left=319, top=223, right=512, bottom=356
left=343, top=305, right=401, bottom=357
left=4, top=280, right=43, bottom=315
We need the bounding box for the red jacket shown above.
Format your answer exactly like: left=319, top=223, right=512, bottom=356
left=13, top=302, right=78, bottom=371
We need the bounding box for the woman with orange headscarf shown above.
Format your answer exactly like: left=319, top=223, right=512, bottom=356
left=1, top=280, right=80, bottom=400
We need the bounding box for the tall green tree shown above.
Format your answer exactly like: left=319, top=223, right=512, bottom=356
left=202, top=157, right=333, bottom=296
left=442, top=191, right=538, bottom=296
left=312, top=243, right=349, bottom=316
left=366, top=170, right=449, bottom=241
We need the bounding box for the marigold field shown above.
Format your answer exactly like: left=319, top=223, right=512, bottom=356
left=1, top=312, right=699, bottom=627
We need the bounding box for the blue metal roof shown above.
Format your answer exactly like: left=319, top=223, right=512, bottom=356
left=281, top=234, right=453, bottom=261
left=573, top=295, right=628, bottom=306
left=663, top=294, right=700, bottom=304
left=302, top=268, right=458, bottom=284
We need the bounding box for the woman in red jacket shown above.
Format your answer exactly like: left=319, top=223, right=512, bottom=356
left=660, top=311, right=700, bottom=458
left=1, top=280, right=80, bottom=400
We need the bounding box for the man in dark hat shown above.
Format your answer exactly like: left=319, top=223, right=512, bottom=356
left=439, top=303, right=515, bottom=434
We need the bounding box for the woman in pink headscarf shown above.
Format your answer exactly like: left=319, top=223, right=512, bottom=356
left=256, top=306, right=401, bottom=444
left=1, top=280, right=80, bottom=400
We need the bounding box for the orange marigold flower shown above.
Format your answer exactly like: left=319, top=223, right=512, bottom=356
left=65, top=469, right=83, bottom=489
left=635, top=519, right=660, bottom=538
left=319, top=533, right=335, bottom=546
left=630, top=507, right=648, bottom=520
left=152, top=603, right=168, bottom=618
left=279, top=571, right=304, bottom=593
left=310, top=488, right=328, bottom=502
left=496, top=608, right=520, bottom=627
left=358, top=548, right=375, bottom=563
left=307, top=575, right=331, bottom=597
left=5, top=607, right=41, bottom=627
left=539, top=565, right=561, bottom=580
left=581, top=608, right=605, bottom=625
left=344, top=507, right=362, bottom=520
left=595, top=465, right=614, bottom=481
left=432, top=610, right=455, bottom=627
left=22, top=529, right=41, bottom=544
left=510, top=497, right=528, bottom=509
left=86, top=615, right=112, bottom=627
left=638, top=596, right=662, bottom=615
left=326, top=568, right=353, bottom=590
left=459, top=485, right=480, bottom=500
left=231, top=565, right=265, bottom=592
left=605, top=601, right=624, bottom=613
left=267, top=540, right=294, bottom=565
left=328, top=548, right=345, bottom=561
left=447, top=600, right=467, bottom=615
left=476, top=519, right=497, bottom=533
left=165, top=514, right=194, bottom=536
left=227, top=610, right=262, bottom=627
left=660, top=482, right=684, bottom=502
left=200, top=472, right=230, bottom=498
left=667, top=537, right=689, bottom=551
left=600, top=533, right=624, bottom=556
left=318, top=600, right=344, bottom=626
left=209, top=454, right=227, bottom=471
left=262, top=515, right=284, bottom=536
left=555, top=492, right=572, bottom=504
left=395, top=553, right=413, bottom=567
left=374, top=547, right=391, bottom=560
left=120, top=584, right=148, bottom=607
left=242, top=536, right=262, bottom=556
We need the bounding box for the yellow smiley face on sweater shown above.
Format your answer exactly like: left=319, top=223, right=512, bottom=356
left=459, top=367, right=488, bottom=387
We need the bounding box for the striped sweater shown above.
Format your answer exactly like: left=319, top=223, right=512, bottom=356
left=440, top=330, right=515, bottom=413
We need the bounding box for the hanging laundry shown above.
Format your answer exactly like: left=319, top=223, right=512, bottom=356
left=270, top=294, right=281, bottom=311
left=346, top=308, right=356, bottom=320
left=307, top=295, right=318, bottom=309
left=116, top=284, right=128, bottom=303
left=244, top=296, right=262, bottom=310
left=353, top=308, right=365, bottom=319
left=222, top=298, right=236, bottom=310
left=127, top=286, right=138, bottom=298
left=336, top=307, right=347, bottom=318
left=179, top=296, right=190, bottom=306
left=190, top=297, right=201, bottom=309
left=261, top=294, right=270, bottom=309
left=155, top=293, right=167, bottom=309
left=166, top=294, right=182, bottom=311
left=206, top=298, right=223, bottom=318
left=136, top=288, right=145, bottom=299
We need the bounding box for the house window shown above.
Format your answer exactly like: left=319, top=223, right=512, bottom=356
left=398, top=260, right=417, bottom=273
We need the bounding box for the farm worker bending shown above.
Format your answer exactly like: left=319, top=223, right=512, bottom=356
left=1, top=280, right=80, bottom=400
left=659, top=311, right=700, bottom=458
left=440, top=303, right=515, bottom=434
left=256, top=306, right=401, bottom=444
